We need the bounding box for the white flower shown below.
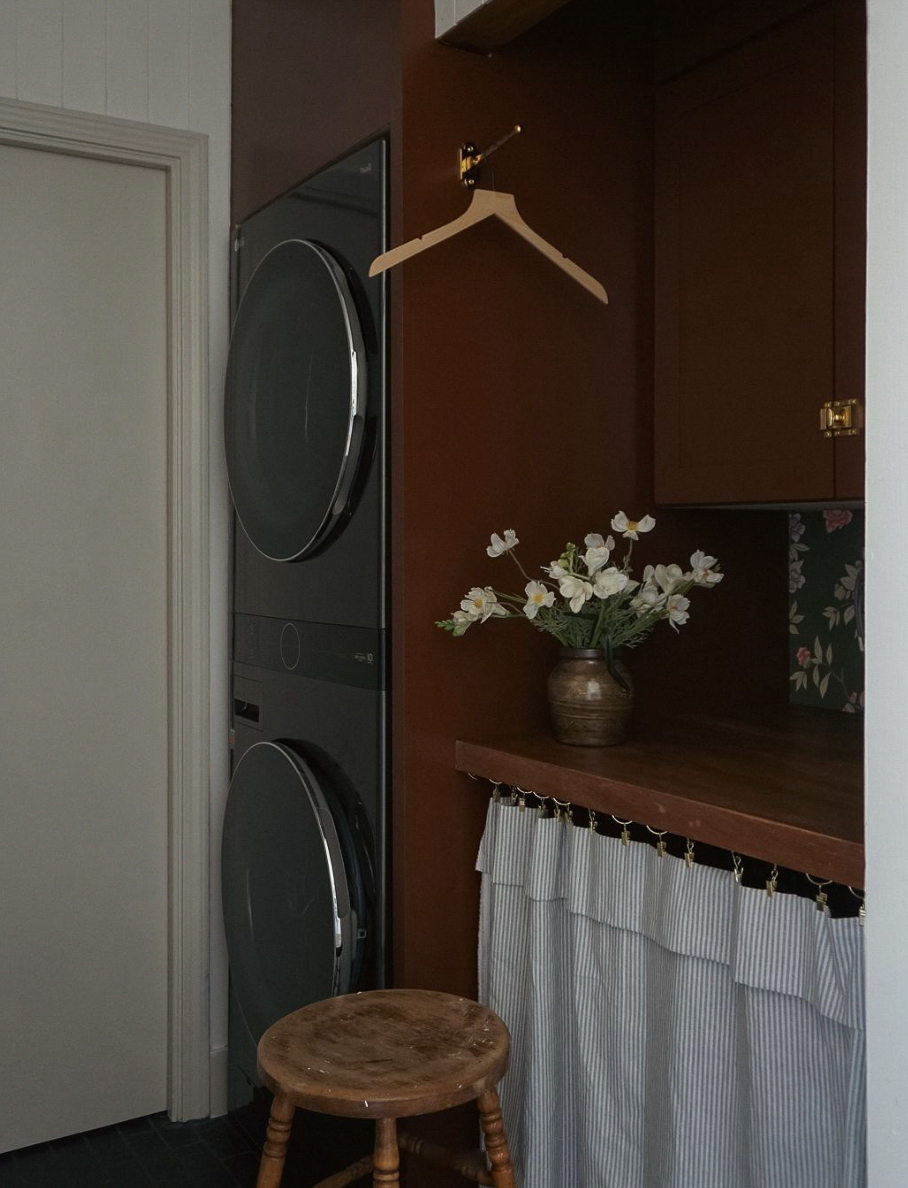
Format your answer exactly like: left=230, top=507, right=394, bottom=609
left=631, top=583, right=664, bottom=615
left=583, top=545, right=612, bottom=574
left=558, top=575, right=594, bottom=613
left=460, top=586, right=508, bottom=622
left=592, top=567, right=629, bottom=598
left=450, top=610, right=474, bottom=636
left=611, top=511, right=656, bottom=540
left=584, top=533, right=616, bottom=551
left=666, top=593, right=690, bottom=630
left=523, top=580, right=555, bottom=620
left=545, top=560, right=569, bottom=578
left=690, top=550, right=723, bottom=585
left=487, top=529, right=519, bottom=557
left=653, top=563, right=685, bottom=594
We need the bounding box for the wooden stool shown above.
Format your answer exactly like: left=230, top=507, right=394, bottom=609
left=254, top=988, right=517, bottom=1188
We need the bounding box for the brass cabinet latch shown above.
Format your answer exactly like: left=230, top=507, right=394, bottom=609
left=820, top=399, right=862, bottom=438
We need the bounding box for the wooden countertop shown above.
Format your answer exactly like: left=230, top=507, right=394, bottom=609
left=456, top=708, right=864, bottom=887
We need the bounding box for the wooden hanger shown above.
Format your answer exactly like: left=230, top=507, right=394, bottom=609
left=368, top=188, right=608, bottom=305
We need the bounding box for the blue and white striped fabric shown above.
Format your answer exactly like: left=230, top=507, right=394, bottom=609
left=477, top=798, right=865, bottom=1188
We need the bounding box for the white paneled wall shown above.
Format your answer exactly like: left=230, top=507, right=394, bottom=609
left=0, top=0, right=228, bottom=129
left=0, top=0, right=232, bottom=1117
left=435, top=0, right=489, bottom=39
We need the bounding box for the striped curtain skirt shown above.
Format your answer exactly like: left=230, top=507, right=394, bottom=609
left=477, top=797, right=866, bottom=1188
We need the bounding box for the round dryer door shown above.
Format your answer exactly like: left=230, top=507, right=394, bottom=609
left=222, top=741, right=360, bottom=1043
left=224, top=238, right=367, bottom=561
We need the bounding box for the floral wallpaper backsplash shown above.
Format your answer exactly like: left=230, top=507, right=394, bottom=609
left=789, top=509, right=864, bottom=712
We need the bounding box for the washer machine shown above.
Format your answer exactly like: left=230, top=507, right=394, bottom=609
left=225, top=137, right=387, bottom=629
left=223, top=617, right=387, bottom=1096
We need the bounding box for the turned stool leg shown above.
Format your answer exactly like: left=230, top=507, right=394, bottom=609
left=478, top=1088, right=516, bottom=1188
left=255, top=1093, right=296, bottom=1188
left=372, top=1117, right=400, bottom=1187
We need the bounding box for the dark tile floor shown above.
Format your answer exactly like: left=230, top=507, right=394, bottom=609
left=0, top=1095, right=375, bottom=1188
left=0, top=1109, right=265, bottom=1188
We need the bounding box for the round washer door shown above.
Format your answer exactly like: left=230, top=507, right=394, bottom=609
left=222, top=741, right=359, bottom=1043
left=224, top=239, right=367, bottom=561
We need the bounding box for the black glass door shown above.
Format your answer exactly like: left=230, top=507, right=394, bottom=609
left=222, top=741, right=359, bottom=1042
left=225, top=239, right=366, bottom=561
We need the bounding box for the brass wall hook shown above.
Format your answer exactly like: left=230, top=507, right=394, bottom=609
left=459, top=124, right=523, bottom=186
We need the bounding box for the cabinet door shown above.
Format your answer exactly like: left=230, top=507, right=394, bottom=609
left=655, top=3, right=838, bottom=504
left=831, top=0, right=866, bottom=500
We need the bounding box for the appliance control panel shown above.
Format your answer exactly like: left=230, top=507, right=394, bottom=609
left=232, top=613, right=385, bottom=690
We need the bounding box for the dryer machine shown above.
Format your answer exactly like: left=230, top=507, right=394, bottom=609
left=225, top=138, right=387, bottom=630
left=223, top=616, right=387, bottom=1100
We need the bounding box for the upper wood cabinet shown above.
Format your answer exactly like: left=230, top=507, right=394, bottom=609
left=654, top=0, right=866, bottom=505
left=435, top=0, right=574, bottom=52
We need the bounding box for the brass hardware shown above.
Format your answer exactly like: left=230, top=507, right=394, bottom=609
left=612, top=815, right=632, bottom=846
left=848, top=886, right=866, bottom=924
left=646, top=825, right=668, bottom=857
left=806, top=873, right=832, bottom=913
left=459, top=124, right=523, bottom=187
left=820, top=399, right=862, bottom=438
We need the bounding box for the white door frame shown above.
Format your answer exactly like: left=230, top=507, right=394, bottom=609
left=0, top=98, right=211, bottom=1122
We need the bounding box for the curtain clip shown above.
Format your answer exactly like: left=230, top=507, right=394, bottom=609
left=646, top=826, right=668, bottom=857
left=806, top=873, right=832, bottom=913
left=612, top=816, right=632, bottom=846
left=552, top=797, right=572, bottom=825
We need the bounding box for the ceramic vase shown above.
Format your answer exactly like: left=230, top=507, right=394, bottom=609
left=546, top=648, right=634, bottom=747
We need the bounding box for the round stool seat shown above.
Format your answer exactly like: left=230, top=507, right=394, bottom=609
left=257, top=988, right=511, bottom=1119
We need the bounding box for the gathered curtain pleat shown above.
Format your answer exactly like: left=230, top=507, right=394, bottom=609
left=477, top=798, right=866, bottom=1188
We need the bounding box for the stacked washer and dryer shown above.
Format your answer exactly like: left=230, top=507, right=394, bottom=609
left=221, top=139, right=388, bottom=1107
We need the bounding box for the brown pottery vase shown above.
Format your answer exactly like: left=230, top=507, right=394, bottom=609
left=546, top=648, right=634, bottom=747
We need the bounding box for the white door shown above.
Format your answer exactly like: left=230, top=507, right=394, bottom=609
left=0, top=142, right=170, bottom=1150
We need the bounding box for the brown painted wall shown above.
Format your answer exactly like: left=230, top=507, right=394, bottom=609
left=230, top=0, right=787, bottom=1145
left=391, top=0, right=785, bottom=1000
left=391, top=0, right=654, bottom=997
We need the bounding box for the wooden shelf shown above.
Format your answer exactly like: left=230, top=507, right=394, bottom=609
left=438, top=0, right=575, bottom=53
left=456, top=708, right=864, bottom=886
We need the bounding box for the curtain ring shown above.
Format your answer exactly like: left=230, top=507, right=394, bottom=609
left=731, top=852, right=744, bottom=884
left=552, top=796, right=572, bottom=825
left=646, top=825, right=668, bottom=857
left=806, top=872, right=832, bottom=913
left=526, top=789, right=548, bottom=818
left=684, top=837, right=695, bottom=869
left=612, top=815, right=633, bottom=846
left=848, top=885, right=866, bottom=924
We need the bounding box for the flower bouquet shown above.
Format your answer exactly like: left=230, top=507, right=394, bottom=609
left=437, top=513, right=723, bottom=745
